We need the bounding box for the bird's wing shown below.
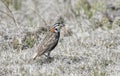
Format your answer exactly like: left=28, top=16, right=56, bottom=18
left=39, top=31, right=52, bottom=45
left=33, top=31, right=56, bottom=60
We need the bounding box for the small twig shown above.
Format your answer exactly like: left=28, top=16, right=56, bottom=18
left=39, top=1, right=53, bottom=16
left=31, top=0, right=49, bottom=27
left=32, top=9, right=48, bottom=26
left=0, top=10, right=13, bottom=19
left=0, top=0, right=22, bottom=31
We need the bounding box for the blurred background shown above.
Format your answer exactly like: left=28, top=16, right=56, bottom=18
left=0, top=0, right=120, bottom=76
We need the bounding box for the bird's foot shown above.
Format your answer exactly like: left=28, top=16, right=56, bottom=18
left=47, top=56, right=53, bottom=59
left=46, top=56, right=54, bottom=63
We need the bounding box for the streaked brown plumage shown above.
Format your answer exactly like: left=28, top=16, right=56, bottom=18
left=33, top=17, right=65, bottom=60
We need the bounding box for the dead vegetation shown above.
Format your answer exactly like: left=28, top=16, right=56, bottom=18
left=0, top=0, right=120, bottom=76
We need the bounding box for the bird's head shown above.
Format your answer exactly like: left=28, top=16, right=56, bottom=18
left=50, top=16, right=65, bottom=33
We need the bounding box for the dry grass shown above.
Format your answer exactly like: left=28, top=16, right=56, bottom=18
left=0, top=0, right=120, bottom=76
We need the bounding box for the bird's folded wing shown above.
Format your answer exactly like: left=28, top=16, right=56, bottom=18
left=32, top=32, right=55, bottom=60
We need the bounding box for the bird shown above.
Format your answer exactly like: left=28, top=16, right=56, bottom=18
left=32, top=17, right=65, bottom=60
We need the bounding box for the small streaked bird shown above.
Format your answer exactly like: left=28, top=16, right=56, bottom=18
left=33, top=16, right=65, bottom=60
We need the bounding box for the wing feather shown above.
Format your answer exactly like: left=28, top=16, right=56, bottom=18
left=33, top=31, right=57, bottom=60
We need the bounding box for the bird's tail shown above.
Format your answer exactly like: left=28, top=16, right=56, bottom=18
left=32, top=52, right=38, bottom=60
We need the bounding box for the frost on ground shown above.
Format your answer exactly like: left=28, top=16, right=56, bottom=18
left=0, top=0, right=120, bottom=76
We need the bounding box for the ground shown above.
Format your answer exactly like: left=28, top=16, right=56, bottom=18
left=0, top=0, right=120, bottom=76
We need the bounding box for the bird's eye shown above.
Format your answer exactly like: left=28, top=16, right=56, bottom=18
left=55, top=28, right=57, bottom=30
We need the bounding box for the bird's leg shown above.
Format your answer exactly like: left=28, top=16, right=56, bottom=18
left=47, top=51, right=52, bottom=59
left=43, top=52, right=51, bottom=58
left=43, top=51, right=52, bottom=59
left=43, top=54, right=49, bottom=57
